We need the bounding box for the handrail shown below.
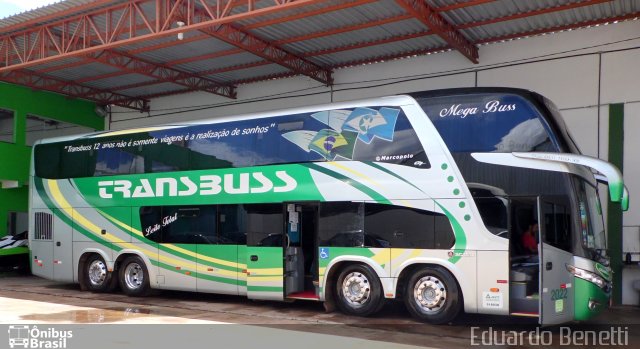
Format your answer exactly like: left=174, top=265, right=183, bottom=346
left=512, top=152, right=625, bottom=203
left=470, top=152, right=627, bottom=209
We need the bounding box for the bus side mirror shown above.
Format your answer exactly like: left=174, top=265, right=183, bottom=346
left=621, top=190, right=629, bottom=211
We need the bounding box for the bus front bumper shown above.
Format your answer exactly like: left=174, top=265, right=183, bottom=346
left=574, top=276, right=610, bottom=321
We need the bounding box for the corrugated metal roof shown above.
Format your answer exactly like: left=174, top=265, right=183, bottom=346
left=84, top=73, right=156, bottom=90
left=209, top=64, right=291, bottom=84
left=0, top=0, right=638, bottom=108
left=176, top=53, right=265, bottom=74
left=118, top=81, right=185, bottom=96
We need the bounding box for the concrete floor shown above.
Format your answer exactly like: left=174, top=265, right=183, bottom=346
left=1, top=273, right=639, bottom=348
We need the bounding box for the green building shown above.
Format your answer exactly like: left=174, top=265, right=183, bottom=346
left=0, top=82, right=104, bottom=238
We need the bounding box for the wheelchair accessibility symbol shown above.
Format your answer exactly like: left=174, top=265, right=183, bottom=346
left=319, top=248, right=329, bottom=259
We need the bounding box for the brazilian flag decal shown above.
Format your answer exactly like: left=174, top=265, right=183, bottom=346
left=282, top=106, right=401, bottom=160
left=308, top=129, right=357, bottom=160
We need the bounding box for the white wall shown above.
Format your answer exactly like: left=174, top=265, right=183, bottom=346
left=111, top=19, right=640, bottom=304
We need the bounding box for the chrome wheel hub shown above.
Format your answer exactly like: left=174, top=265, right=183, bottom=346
left=342, top=272, right=371, bottom=307
left=88, top=259, right=107, bottom=286
left=124, top=263, right=144, bottom=290
left=414, top=276, right=447, bottom=312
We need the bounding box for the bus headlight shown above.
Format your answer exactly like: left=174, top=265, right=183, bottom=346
left=566, top=264, right=609, bottom=291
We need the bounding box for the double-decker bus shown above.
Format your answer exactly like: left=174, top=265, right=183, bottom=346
left=29, top=88, right=627, bottom=325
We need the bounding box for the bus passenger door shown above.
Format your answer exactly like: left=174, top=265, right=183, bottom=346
left=245, top=204, right=284, bottom=301
left=284, top=203, right=319, bottom=299
left=538, top=197, right=574, bottom=325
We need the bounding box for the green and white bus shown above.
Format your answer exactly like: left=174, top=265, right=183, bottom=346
left=29, top=88, right=627, bottom=325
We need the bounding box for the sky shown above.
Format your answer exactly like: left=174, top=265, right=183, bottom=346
left=0, top=0, right=59, bottom=19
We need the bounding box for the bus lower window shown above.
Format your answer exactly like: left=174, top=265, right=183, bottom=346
left=139, top=205, right=217, bottom=244
left=364, top=203, right=454, bottom=249
left=245, top=204, right=284, bottom=247
left=318, top=202, right=364, bottom=247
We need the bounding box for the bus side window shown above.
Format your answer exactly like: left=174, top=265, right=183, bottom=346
left=245, top=204, right=284, bottom=247
left=318, top=202, right=364, bottom=247
left=139, top=205, right=217, bottom=244
left=140, top=206, right=162, bottom=243
left=218, top=204, right=248, bottom=245
left=434, top=216, right=455, bottom=249
left=163, top=206, right=216, bottom=244
left=363, top=203, right=454, bottom=249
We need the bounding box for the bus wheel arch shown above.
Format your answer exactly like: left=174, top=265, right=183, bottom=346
left=329, top=262, right=385, bottom=317
left=397, top=263, right=463, bottom=324
left=79, top=252, right=117, bottom=293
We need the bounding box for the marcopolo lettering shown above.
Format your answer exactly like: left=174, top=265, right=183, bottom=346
left=98, top=171, right=297, bottom=199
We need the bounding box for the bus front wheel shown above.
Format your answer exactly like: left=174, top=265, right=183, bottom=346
left=84, top=254, right=116, bottom=293
left=404, top=266, right=462, bottom=324
left=119, top=256, right=150, bottom=297
left=335, top=264, right=383, bottom=317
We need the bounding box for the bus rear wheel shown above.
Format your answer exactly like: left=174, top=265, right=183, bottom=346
left=119, top=256, right=150, bottom=297
left=404, top=266, right=461, bottom=324
left=335, top=264, right=383, bottom=317
left=84, top=254, right=116, bottom=293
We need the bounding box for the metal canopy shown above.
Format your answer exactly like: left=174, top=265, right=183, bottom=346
left=0, top=0, right=637, bottom=111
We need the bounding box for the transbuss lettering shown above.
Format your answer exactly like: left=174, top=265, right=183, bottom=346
left=97, top=171, right=297, bottom=199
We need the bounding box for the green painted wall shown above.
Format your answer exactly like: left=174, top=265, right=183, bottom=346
left=607, top=103, right=624, bottom=305
left=0, top=82, right=104, bottom=237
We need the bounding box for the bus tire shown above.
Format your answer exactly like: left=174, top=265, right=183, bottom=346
left=84, top=254, right=116, bottom=293
left=335, top=264, right=383, bottom=317
left=404, top=266, right=462, bottom=324
left=119, top=256, right=150, bottom=297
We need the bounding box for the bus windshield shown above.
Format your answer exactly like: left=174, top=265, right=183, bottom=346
left=413, top=92, right=559, bottom=153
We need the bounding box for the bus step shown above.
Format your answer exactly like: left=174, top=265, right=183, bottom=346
left=510, top=312, right=539, bottom=317
left=286, top=291, right=320, bottom=301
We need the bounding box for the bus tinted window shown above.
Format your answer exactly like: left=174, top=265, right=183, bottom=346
left=140, top=206, right=162, bottom=243
left=245, top=204, right=283, bottom=247
left=416, top=94, right=557, bottom=153
left=139, top=205, right=217, bottom=244
left=318, top=202, right=364, bottom=247
left=163, top=206, right=217, bottom=244
left=434, top=215, right=456, bottom=249
left=541, top=201, right=571, bottom=252
left=34, top=106, right=428, bottom=179
left=364, top=203, right=454, bottom=249
left=318, top=202, right=453, bottom=248
left=94, top=149, right=143, bottom=176
left=218, top=204, right=248, bottom=245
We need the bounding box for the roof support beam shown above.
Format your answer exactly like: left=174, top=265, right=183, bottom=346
left=0, top=69, right=148, bottom=110
left=185, top=0, right=334, bottom=86
left=199, top=23, right=333, bottom=85
left=85, top=50, right=236, bottom=98
left=395, top=0, right=478, bottom=63
left=0, top=0, right=327, bottom=72
left=129, top=0, right=377, bottom=55
left=172, top=0, right=337, bottom=85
